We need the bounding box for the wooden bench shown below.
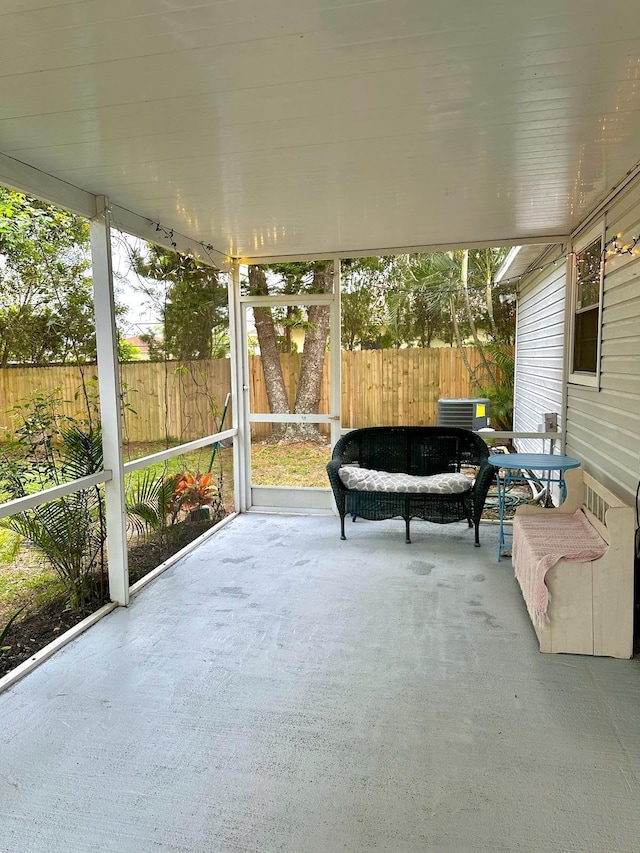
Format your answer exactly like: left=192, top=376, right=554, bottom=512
left=512, top=467, right=635, bottom=658
left=326, top=426, right=495, bottom=545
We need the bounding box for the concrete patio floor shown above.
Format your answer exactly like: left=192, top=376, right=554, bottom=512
left=1, top=513, right=639, bottom=852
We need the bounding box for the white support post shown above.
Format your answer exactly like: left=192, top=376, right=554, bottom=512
left=90, top=197, right=129, bottom=606
left=240, top=300, right=253, bottom=509
left=329, top=259, right=342, bottom=448
left=228, top=262, right=247, bottom=512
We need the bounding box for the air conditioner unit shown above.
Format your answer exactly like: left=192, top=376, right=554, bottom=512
left=437, top=398, right=490, bottom=430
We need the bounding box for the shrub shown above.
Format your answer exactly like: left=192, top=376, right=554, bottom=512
left=0, top=390, right=107, bottom=611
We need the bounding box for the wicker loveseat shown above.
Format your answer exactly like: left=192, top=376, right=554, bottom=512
left=326, top=426, right=495, bottom=546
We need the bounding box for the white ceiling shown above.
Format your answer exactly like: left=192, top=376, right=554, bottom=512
left=1, top=0, right=640, bottom=261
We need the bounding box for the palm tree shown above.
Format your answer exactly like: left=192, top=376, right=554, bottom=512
left=401, top=248, right=515, bottom=423
left=0, top=423, right=107, bottom=611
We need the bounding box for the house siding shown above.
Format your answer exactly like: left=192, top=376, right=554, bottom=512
left=565, top=178, right=640, bottom=505
left=513, top=250, right=566, bottom=455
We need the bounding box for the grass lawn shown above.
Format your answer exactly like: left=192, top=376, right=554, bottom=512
left=124, top=438, right=330, bottom=489
left=250, top=440, right=331, bottom=488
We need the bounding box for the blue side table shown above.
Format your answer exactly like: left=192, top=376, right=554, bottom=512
left=488, top=453, right=581, bottom=562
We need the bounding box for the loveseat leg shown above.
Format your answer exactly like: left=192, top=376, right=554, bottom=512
left=474, top=522, right=480, bottom=547
left=340, top=514, right=346, bottom=540
left=405, top=517, right=411, bottom=544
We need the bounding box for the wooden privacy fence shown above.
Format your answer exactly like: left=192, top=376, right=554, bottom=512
left=339, top=347, right=487, bottom=430
left=0, top=348, right=492, bottom=443
left=0, top=360, right=232, bottom=445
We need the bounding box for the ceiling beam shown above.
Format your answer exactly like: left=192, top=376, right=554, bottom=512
left=0, top=151, right=231, bottom=272
left=241, top=233, right=569, bottom=264
left=0, top=151, right=96, bottom=218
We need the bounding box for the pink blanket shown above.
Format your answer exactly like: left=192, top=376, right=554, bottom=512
left=512, top=510, right=607, bottom=624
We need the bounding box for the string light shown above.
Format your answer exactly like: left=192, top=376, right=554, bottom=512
left=123, top=210, right=640, bottom=283
left=492, top=232, right=640, bottom=287
left=604, top=232, right=640, bottom=257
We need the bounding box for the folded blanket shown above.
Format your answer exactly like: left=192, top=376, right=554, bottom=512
left=512, top=510, right=607, bottom=625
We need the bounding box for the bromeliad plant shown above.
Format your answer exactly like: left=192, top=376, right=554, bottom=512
left=126, top=469, right=222, bottom=534
left=171, top=470, right=226, bottom=525
left=171, top=471, right=216, bottom=518
left=126, top=466, right=226, bottom=544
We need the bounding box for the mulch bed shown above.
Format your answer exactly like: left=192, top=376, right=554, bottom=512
left=0, top=517, right=217, bottom=680
left=127, top=517, right=215, bottom=583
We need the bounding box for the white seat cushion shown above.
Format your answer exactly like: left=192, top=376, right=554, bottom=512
left=338, top=466, right=473, bottom=494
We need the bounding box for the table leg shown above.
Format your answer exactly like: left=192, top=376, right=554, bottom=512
left=496, top=471, right=505, bottom=563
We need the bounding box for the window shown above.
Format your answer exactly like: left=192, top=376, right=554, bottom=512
left=570, top=227, right=603, bottom=385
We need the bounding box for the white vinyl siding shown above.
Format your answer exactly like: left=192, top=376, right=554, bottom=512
left=566, top=178, right=640, bottom=504
left=513, top=251, right=566, bottom=455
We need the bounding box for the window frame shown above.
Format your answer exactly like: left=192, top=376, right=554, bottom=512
left=568, top=221, right=605, bottom=388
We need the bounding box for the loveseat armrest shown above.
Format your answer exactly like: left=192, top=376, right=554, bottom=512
left=326, top=459, right=348, bottom=516
left=472, top=460, right=495, bottom=522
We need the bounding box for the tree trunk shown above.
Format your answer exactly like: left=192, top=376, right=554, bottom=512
left=485, top=279, right=498, bottom=338
left=460, top=249, right=496, bottom=385
left=446, top=252, right=474, bottom=378
left=279, top=262, right=332, bottom=443
left=449, top=293, right=475, bottom=380
left=250, top=262, right=333, bottom=445
left=249, top=266, right=290, bottom=441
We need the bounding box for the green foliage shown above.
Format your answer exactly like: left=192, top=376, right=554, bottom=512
left=0, top=390, right=107, bottom=611
left=338, top=251, right=515, bottom=352
left=8, top=388, right=75, bottom=477
left=0, top=529, right=21, bottom=564
left=126, top=467, right=224, bottom=535
left=131, top=245, right=228, bottom=360
left=0, top=188, right=99, bottom=366
left=397, top=252, right=459, bottom=346
left=118, top=339, right=142, bottom=362
left=396, top=249, right=516, bottom=418
left=340, top=257, right=401, bottom=350
left=475, top=342, right=515, bottom=430
left=401, top=249, right=514, bottom=345
left=249, top=260, right=331, bottom=297
left=3, top=491, right=106, bottom=610
left=139, top=329, right=165, bottom=361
